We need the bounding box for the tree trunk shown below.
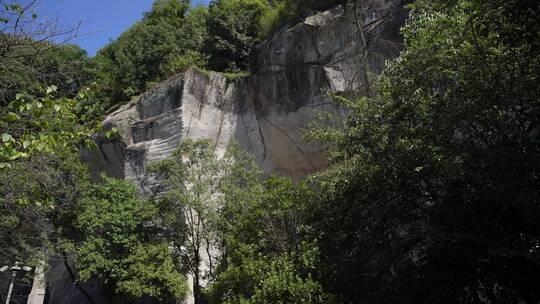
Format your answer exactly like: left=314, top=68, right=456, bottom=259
left=193, top=269, right=202, bottom=304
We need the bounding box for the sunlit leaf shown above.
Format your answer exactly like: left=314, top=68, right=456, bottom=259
left=46, top=86, right=58, bottom=94
left=6, top=112, right=19, bottom=121
left=2, top=133, right=14, bottom=143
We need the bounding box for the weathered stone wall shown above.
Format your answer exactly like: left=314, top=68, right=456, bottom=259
left=45, top=2, right=408, bottom=303
left=82, top=1, right=407, bottom=189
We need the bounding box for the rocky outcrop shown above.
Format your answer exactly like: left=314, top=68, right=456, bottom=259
left=82, top=1, right=408, bottom=193
left=47, top=2, right=408, bottom=303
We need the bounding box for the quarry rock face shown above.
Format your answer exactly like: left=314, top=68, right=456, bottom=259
left=49, top=2, right=408, bottom=303
left=82, top=0, right=408, bottom=193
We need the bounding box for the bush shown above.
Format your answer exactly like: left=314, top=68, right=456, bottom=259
left=310, top=0, right=540, bottom=302
left=96, top=1, right=208, bottom=102
left=206, top=0, right=270, bottom=72
left=73, top=177, right=187, bottom=300
left=259, top=3, right=287, bottom=38
left=259, top=0, right=343, bottom=38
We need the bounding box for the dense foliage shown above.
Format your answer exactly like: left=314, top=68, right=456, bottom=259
left=94, top=0, right=345, bottom=108
left=308, top=0, right=540, bottom=302
left=205, top=0, right=269, bottom=71
left=0, top=44, right=95, bottom=106
left=149, top=140, right=332, bottom=304
left=148, top=139, right=225, bottom=304
left=208, top=175, right=334, bottom=304
left=72, top=176, right=187, bottom=301
left=95, top=0, right=208, bottom=102
left=259, top=0, right=342, bottom=36
left=0, top=151, right=88, bottom=267
left=0, top=86, right=95, bottom=167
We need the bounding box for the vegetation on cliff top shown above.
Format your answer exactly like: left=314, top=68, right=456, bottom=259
left=82, top=0, right=345, bottom=117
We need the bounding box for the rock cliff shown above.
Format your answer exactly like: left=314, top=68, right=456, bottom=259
left=47, top=2, right=408, bottom=303
left=81, top=0, right=407, bottom=193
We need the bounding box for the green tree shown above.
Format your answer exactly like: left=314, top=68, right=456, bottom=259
left=0, top=151, right=89, bottom=268
left=148, top=139, right=225, bottom=304
left=309, top=0, right=540, bottom=302
left=0, top=86, right=94, bottom=167
left=149, top=140, right=332, bottom=304
left=96, top=0, right=208, bottom=102
left=208, top=175, right=334, bottom=304
left=0, top=44, right=95, bottom=106
left=0, top=1, right=91, bottom=105
left=259, top=0, right=342, bottom=37
left=207, top=143, right=333, bottom=304
left=206, top=0, right=270, bottom=71
left=72, top=176, right=187, bottom=301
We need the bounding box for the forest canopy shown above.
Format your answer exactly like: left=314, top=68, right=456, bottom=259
left=93, top=0, right=344, bottom=107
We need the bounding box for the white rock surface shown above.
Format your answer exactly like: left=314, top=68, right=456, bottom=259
left=53, top=2, right=408, bottom=303
left=82, top=1, right=408, bottom=191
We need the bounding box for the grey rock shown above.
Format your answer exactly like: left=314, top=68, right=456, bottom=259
left=54, top=2, right=408, bottom=303
left=82, top=1, right=407, bottom=192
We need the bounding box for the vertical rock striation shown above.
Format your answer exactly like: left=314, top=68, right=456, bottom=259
left=50, top=2, right=409, bottom=303
left=82, top=1, right=408, bottom=191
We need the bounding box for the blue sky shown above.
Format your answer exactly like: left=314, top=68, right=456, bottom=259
left=36, top=0, right=210, bottom=56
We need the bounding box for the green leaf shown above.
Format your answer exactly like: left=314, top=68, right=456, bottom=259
left=46, top=85, right=58, bottom=94
left=6, top=112, right=19, bottom=121
left=21, top=103, right=32, bottom=111
left=2, top=133, right=14, bottom=143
